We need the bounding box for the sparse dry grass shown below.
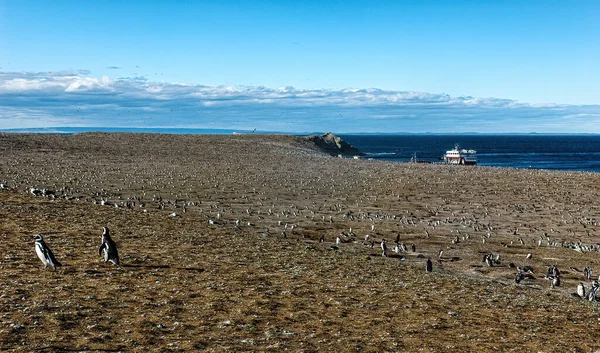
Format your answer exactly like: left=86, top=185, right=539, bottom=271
left=1, top=133, right=600, bottom=352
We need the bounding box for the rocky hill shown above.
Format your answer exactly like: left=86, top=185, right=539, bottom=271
left=299, top=132, right=363, bottom=156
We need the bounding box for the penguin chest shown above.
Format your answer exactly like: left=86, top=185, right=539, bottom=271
left=35, top=243, right=49, bottom=265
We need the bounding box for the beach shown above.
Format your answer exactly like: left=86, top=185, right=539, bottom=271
left=1, top=132, right=600, bottom=352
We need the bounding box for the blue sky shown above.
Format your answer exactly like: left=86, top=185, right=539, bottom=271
left=1, top=0, right=599, bottom=133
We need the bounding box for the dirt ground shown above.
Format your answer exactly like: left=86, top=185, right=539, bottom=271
left=1, top=133, right=600, bottom=352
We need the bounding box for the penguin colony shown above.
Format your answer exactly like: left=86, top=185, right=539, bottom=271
left=24, top=181, right=600, bottom=305
left=32, top=222, right=600, bottom=302
left=5, top=133, right=598, bottom=310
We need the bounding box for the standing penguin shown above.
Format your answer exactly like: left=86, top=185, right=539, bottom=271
left=577, top=283, right=586, bottom=298
left=98, top=227, right=120, bottom=265
left=381, top=239, right=388, bottom=257
left=426, top=258, right=433, bottom=273
left=34, top=235, right=62, bottom=270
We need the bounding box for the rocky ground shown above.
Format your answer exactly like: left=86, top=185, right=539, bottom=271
left=1, top=132, right=600, bottom=352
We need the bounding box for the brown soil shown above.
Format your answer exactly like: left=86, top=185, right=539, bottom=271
left=1, top=133, right=600, bottom=352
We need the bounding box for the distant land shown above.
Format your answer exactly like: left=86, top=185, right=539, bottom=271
left=1, top=127, right=599, bottom=136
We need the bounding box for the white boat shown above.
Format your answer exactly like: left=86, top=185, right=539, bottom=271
left=443, top=144, right=477, bottom=165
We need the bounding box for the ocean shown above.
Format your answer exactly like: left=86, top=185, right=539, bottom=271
left=2, top=127, right=599, bottom=173
left=339, top=134, right=600, bottom=173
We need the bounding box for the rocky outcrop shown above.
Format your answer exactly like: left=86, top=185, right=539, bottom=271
left=300, top=132, right=363, bottom=157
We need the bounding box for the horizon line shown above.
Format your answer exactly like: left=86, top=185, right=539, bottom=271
left=1, top=126, right=600, bottom=136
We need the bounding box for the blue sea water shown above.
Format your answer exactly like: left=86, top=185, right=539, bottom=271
left=339, top=134, right=600, bottom=173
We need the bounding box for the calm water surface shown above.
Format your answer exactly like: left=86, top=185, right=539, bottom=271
left=339, top=135, right=600, bottom=173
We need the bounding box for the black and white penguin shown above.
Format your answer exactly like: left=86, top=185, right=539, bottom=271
left=515, top=270, right=524, bottom=284
left=426, top=258, right=433, bottom=273
left=577, top=282, right=586, bottom=298
left=584, top=267, right=592, bottom=280
left=34, top=234, right=62, bottom=270
left=98, top=227, right=120, bottom=265
left=381, top=239, right=387, bottom=257
left=484, top=254, right=494, bottom=267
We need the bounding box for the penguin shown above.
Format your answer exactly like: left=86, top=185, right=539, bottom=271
left=381, top=239, right=387, bottom=257
left=484, top=254, right=494, bottom=267
left=426, top=258, right=433, bottom=273
left=551, top=265, right=560, bottom=278
left=34, top=234, right=62, bottom=270
left=589, top=282, right=599, bottom=301
left=98, top=227, right=120, bottom=265
left=577, top=282, right=586, bottom=298
left=584, top=267, right=592, bottom=280
left=515, top=271, right=523, bottom=284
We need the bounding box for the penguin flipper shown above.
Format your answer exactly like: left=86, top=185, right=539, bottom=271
left=46, top=247, right=62, bottom=267
left=41, top=246, right=60, bottom=268
left=98, top=243, right=106, bottom=256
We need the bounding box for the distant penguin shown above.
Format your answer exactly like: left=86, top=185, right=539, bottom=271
left=426, top=258, right=433, bottom=272
left=381, top=239, right=387, bottom=257
left=551, top=265, right=560, bottom=278
left=98, top=227, right=120, bottom=265
left=589, top=282, right=599, bottom=301
left=584, top=267, right=592, bottom=280
left=484, top=254, right=493, bottom=267
left=34, top=234, right=62, bottom=270
left=577, top=283, right=586, bottom=298
left=515, top=271, right=523, bottom=284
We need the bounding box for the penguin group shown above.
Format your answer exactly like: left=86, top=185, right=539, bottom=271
left=514, top=266, right=534, bottom=284
left=34, top=227, right=120, bottom=270
left=482, top=253, right=500, bottom=267
left=31, top=222, right=600, bottom=308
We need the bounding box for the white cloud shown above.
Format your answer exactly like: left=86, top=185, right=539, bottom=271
left=0, top=70, right=599, bottom=133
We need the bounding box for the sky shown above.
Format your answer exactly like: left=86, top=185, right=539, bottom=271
left=1, top=0, right=599, bottom=133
